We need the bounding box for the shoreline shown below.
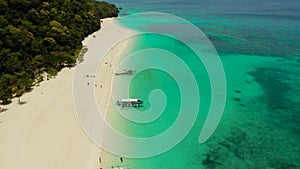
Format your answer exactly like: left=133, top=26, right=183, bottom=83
left=0, top=18, right=137, bottom=169
left=96, top=27, right=138, bottom=169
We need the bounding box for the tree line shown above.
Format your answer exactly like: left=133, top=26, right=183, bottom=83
left=0, top=0, right=119, bottom=104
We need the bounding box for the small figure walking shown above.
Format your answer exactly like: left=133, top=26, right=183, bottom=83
left=120, top=157, right=123, bottom=163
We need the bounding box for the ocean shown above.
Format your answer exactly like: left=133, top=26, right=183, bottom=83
left=103, top=0, right=300, bottom=168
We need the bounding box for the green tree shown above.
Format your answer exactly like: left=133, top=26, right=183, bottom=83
left=0, top=0, right=119, bottom=104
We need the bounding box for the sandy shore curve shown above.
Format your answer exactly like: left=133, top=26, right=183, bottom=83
left=0, top=18, right=136, bottom=169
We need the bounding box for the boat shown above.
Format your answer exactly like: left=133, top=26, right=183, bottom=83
left=114, top=69, right=135, bottom=76
left=116, top=98, right=143, bottom=107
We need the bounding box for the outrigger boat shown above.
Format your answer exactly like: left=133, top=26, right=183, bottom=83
left=114, top=69, right=135, bottom=75
left=116, top=98, right=143, bottom=107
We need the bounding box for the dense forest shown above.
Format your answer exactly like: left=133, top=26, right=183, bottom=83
left=0, top=0, right=119, bottom=104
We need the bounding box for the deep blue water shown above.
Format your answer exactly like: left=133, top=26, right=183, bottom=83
left=102, top=0, right=300, bottom=168
left=109, top=0, right=300, bottom=58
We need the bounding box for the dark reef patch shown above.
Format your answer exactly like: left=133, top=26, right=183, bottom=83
left=202, top=65, right=300, bottom=169
left=248, top=67, right=300, bottom=135
left=233, top=97, right=241, bottom=101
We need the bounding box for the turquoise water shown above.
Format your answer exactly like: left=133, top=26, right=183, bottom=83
left=114, top=33, right=211, bottom=139
left=105, top=0, right=300, bottom=168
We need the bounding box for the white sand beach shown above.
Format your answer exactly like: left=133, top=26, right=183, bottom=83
left=0, top=18, right=136, bottom=169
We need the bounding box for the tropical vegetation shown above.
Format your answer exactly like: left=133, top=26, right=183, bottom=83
left=0, top=0, right=119, bottom=104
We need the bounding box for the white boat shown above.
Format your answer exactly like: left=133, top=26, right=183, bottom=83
left=116, top=98, right=143, bottom=107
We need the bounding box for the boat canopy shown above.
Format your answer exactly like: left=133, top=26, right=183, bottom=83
left=120, top=99, right=142, bottom=103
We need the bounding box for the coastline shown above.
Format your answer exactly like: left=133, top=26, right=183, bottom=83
left=0, top=18, right=136, bottom=169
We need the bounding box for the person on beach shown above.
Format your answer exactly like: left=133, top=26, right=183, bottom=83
left=120, top=157, right=123, bottom=163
